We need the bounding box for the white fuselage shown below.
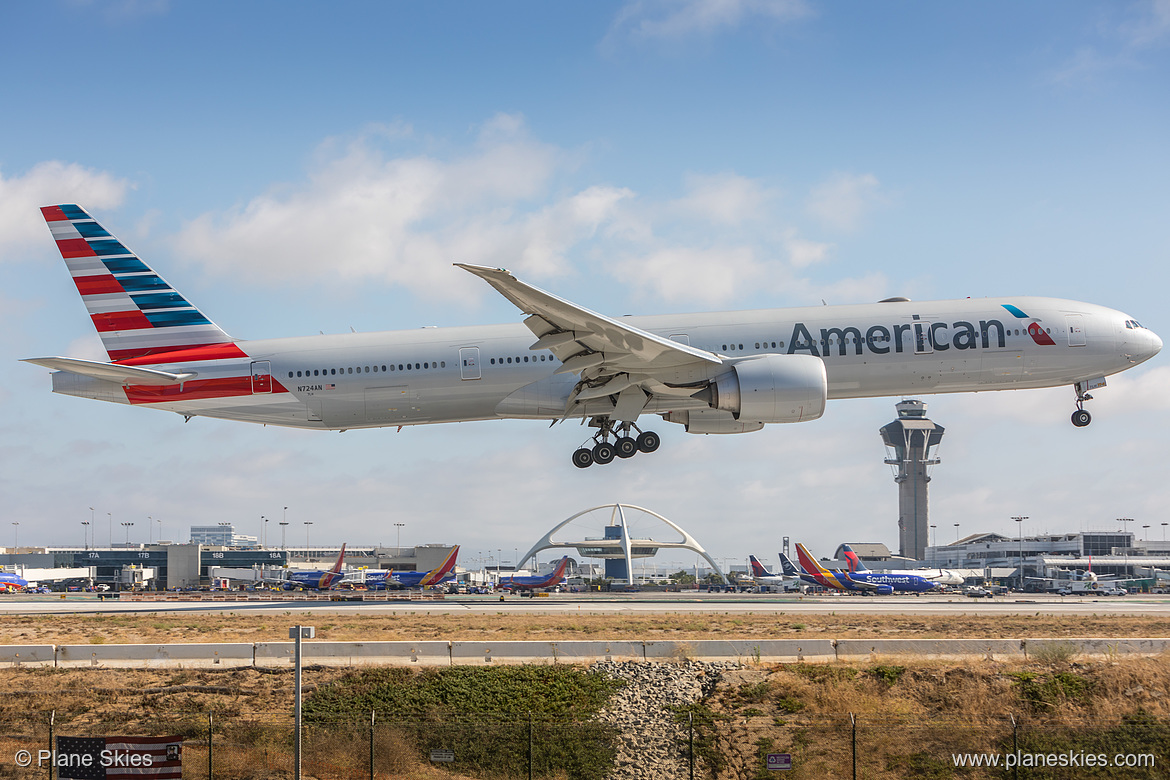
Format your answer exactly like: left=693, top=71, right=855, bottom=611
left=51, top=295, right=1160, bottom=430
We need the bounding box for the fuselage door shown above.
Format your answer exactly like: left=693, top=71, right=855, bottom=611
left=459, top=347, right=481, bottom=380
left=913, top=320, right=934, bottom=354
left=251, top=361, right=272, bottom=394
left=1066, top=315, right=1086, bottom=347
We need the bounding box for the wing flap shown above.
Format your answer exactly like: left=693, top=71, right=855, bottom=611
left=22, top=356, right=197, bottom=386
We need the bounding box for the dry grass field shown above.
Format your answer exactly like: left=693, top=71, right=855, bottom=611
left=1, top=611, right=1169, bottom=645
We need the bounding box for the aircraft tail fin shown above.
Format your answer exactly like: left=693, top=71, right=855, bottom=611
left=41, top=205, right=237, bottom=363
left=749, top=555, right=772, bottom=577
left=419, top=545, right=460, bottom=586
left=330, top=544, right=347, bottom=575
left=778, top=553, right=801, bottom=577
left=551, top=555, right=570, bottom=581
left=841, top=544, right=869, bottom=572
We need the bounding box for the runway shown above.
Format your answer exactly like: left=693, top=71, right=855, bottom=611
left=3, top=592, right=1169, bottom=617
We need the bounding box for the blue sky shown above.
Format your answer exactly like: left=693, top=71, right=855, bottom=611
left=3, top=0, right=1169, bottom=570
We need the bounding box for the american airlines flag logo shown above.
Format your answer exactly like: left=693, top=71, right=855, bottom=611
left=55, top=735, right=182, bottom=779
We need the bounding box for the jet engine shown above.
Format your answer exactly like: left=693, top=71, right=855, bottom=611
left=700, top=354, right=827, bottom=423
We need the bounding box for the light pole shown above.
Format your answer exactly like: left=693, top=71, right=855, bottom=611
left=280, top=522, right=289, bottom=550
left=11, top=522, right=18, bottom=551
left=147, top=516, right=153, bottom=544
left=107, top=512, right=113, bottom=547
left=1118, top=518, right=1134, bottom=577
left=156, top=516, right=162, bottom=543
left=304, top=522, right=313, bottom=553
left=1163, top=522, right=1168, bottom=543
left=394, top=522, right=405, bottom=553
left=1012, top=516, right=1029, bottom=591
left=121, top=522, right=134, bottom=545
left=1143, top=525, right=1150, bottom=541
left=930, top=524, right=937, bottom=548
left=953, top=523, right=960, bottom=543
left=89, top=506, right=95, bottom=548
left=497, top=548, right=502, bottom=582
left=82, top=521, right=90, bottom=550
left=261, top=516, right=267, bottom=548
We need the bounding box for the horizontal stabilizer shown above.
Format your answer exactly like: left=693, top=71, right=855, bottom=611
left=21, top=356, right=196, bottom=386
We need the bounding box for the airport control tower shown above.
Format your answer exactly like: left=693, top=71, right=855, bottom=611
left=880, top=400, right=945, bottom=560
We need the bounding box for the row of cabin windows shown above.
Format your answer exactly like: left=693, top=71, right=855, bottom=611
left=287, top=361, right=446, bottom=379
left=490, top=354, right=551, bottom=365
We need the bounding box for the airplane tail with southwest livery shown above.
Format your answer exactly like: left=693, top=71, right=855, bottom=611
left=319, top=543, right=347, bottom=589
left=794, top=543, right=853, bottom=590
left=416, top=545, right=461, bottom=587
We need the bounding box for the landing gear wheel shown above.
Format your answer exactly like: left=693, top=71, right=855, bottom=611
left=615, top=436, right=638, bottom=459
left=572, top=448, right=594, bottom=469
left=592, top=441, right=616, bottom=464
left=636, top=431, right=661, bottom=453
left=1071, top=409, right=1092, bottom=428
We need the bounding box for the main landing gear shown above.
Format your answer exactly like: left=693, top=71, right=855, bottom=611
left=572, top=417, right=660, bottom=468
left=1072, top=383, right=1093, bottom=428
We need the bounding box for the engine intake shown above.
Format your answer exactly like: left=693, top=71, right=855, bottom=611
left=706, top=354, right=827, bottom=423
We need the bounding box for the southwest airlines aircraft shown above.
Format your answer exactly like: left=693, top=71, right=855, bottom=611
left=348, top=545, right=460, bottom=590
left=24, top=205, right=1161, bottom=468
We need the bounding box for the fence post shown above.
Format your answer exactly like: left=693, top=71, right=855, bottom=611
left=1011, top=714, right=1018, bottom=780
left=369, top=710, right=375, bottom=780
left=528, top=711, right=533, bottom=780
left=689, top=711, right=695, bottom=780
left=207, top=712, right=213, bottom=780
left=48, top=710, right=55, bottom=780
left=850, top=713, right=856, bottom=780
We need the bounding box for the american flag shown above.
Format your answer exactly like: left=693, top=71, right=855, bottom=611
left=55, top=735, right=182, bottom=779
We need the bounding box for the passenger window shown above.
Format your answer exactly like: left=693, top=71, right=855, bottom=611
left=507, top=357, right=512, bottom=363
left=373, top=365, right=378, bottom=372
left=424, top=363, right=429, bottom=369
left=296, top=371, right=302, bottom=377
left=288, top=372, right=293, bottom=378
left=441, top=361, right=445, bottom=367
left=382, top=365, right=387, bottom=372
left=398, top=364, right=403, bottom=371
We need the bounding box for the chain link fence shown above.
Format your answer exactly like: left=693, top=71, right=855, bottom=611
left=0, top=712, right=1166, bottom=779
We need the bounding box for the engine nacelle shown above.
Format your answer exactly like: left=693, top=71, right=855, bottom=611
left=663, top=408, right=765, bottom=434
left=709, top=354, right=827, bottom=423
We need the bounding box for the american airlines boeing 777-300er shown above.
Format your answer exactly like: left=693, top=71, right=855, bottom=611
left=24, top=205, right=1162, bottom=468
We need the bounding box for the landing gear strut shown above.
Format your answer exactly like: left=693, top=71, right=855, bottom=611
left=1072, top=382, right=1093, bottom=427
left=571, top=418, right=661, bottom=468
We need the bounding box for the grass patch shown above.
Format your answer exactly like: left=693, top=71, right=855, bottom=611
left=303, top=665, right=623, bottom=780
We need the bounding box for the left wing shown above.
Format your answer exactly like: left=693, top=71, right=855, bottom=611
left=457, top=264, right=723, bottom=417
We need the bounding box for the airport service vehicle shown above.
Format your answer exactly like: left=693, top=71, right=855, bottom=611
left=25, top=205, right=1162, bottom=468
left=965, top=587, right=993, bottom=598
left=266, top=545, right=346, bottom=591
left=345, top=546, right=460, bottom=590
left=498, top=556, right=571, bottom=591
left=840, top=544, right=963, bottom=586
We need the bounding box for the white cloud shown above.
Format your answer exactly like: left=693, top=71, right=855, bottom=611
left=782, top=229, right=830, bottom=268
left=172, top=116, right=629, bottom=299
left=608, top=0, right=810, bottom=42
left=0, top=162, right=130, bottom=259
left=1049, top=0, right=1170, bottom=85
left=805, top=172, right=886, bottom=232
left=672, top=172, right=774, bottom=225
left=609, top=245, right=763, bottom=306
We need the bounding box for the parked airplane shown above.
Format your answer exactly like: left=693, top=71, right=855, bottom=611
left=0, top=572, right=29, bottom=592
left=840, top=544, right=963, bottom=586
left=269, top=544, right=346, bottom=591
left=498, top=556, right=570, bottom=591
left=1028, top=557, right=1146, bottom=593
left=792, top=543, right=893, bottom=594
left=25, top=205, right=1162, bottom=468
left=350, top=545, right=460, bottom=590
left=748, top=555, right=799, bottom=588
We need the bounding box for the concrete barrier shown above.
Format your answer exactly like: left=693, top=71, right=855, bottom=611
left=1025, top=637, right=1170, bottom=658
left=253, top=641, right=451, bottom=667
left=835, top=639, right=1025, bottom=660
left=449, top=641, right=559, bottom=665
left=547, top=641, right=644, bottom=663
left=0, top=645, right=55, bottom=668
left=56, top=643, right=254, bottom=668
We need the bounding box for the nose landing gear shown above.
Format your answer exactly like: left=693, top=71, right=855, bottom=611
left=1072, top=382, right=1094, bottom=427
left=571, top=417, right=660, bottom=468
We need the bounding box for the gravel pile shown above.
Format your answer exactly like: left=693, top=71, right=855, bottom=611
left=592, top=660, right=738, bottom=780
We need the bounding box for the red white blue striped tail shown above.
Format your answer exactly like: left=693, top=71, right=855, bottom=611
left=42, top=204, right=236, bottom=362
